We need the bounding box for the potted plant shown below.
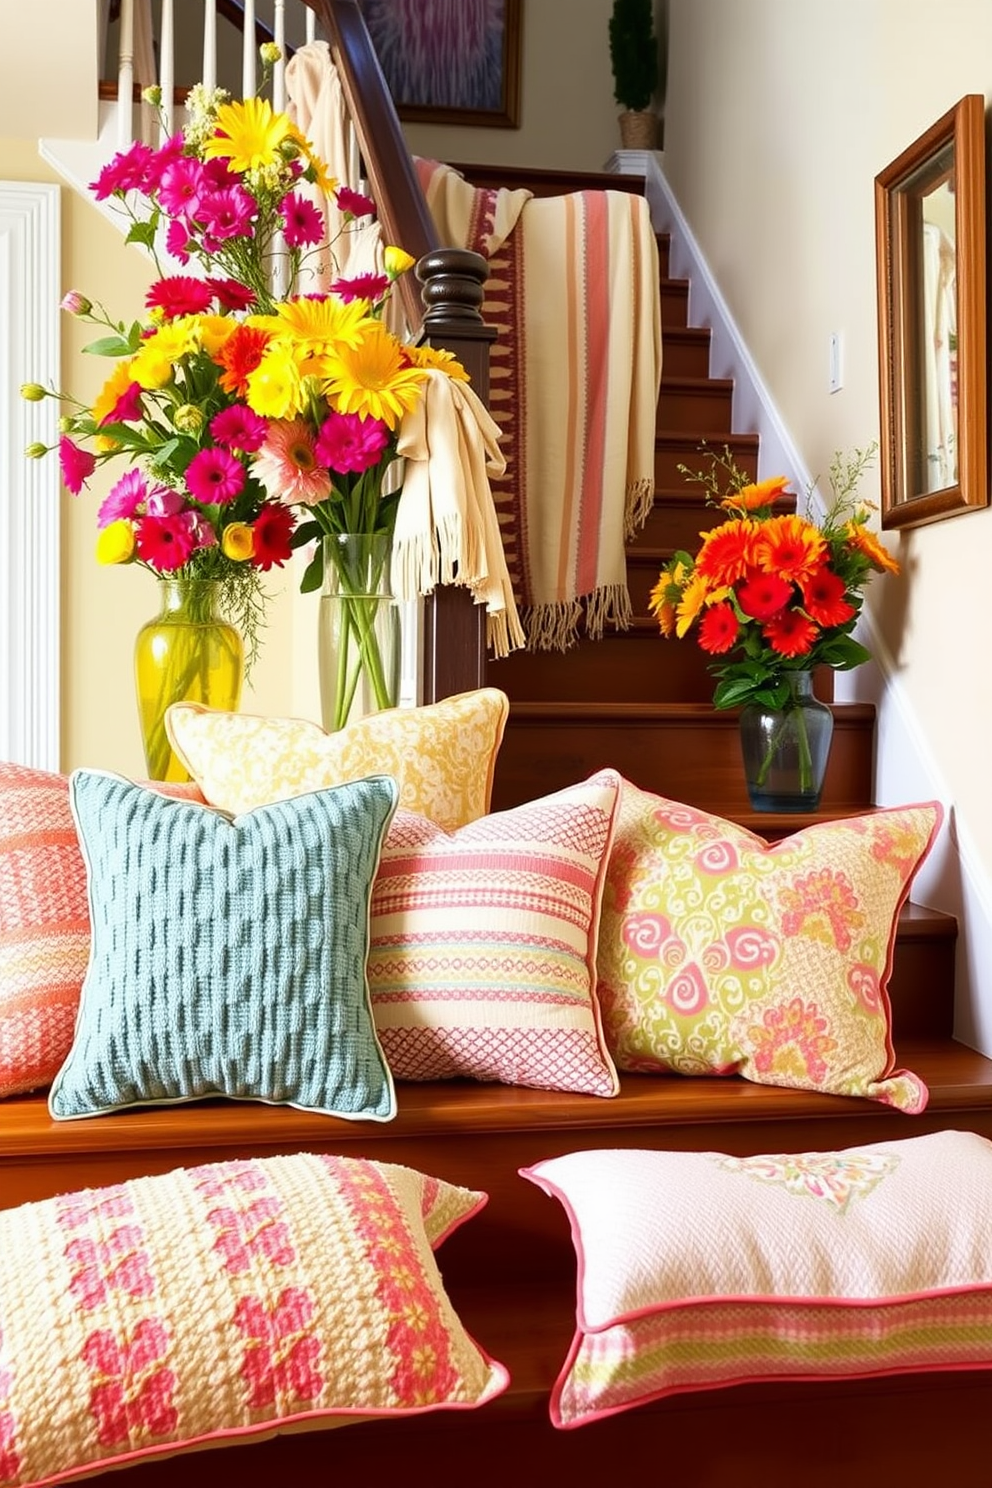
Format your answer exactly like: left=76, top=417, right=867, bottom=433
left=608, top=0, right=659, bottom=149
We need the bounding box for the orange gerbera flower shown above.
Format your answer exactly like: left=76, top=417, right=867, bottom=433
left=844, top=520, right=900, bottom=575
left=694, top=519, right=759, bottom=585
left=754, top=514, right=826, bottom=584
left=215, top=324, right=272, bottom=397
left=721, top=475, right=791, bottom=514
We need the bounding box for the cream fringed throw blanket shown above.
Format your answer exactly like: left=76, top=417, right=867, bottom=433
left=417, top=158, right=663, bottom=650
left=285, top=43, right=523, bottom=655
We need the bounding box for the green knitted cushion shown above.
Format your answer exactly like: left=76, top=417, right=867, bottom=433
left=49, top=769, right=398, bottom=1121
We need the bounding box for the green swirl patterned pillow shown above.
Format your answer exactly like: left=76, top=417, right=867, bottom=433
left=49, top=769, right=398, bottom=1121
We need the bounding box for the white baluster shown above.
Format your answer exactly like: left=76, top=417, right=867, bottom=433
left=159, top=0, right=175, bottom=138
left=272, top=0, right=286, bottom=111
left=202, top=0, right=217, bottom=93
left=117, top=0, right=134, bottom=148
left=242, top=0, right=257, bottom=99
left=305, top=3, right=316, bottom=44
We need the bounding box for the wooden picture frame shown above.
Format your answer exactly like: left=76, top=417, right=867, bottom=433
left=359, top=0, right=522, bottom=128
left=874, top=94, right=988, bottom=529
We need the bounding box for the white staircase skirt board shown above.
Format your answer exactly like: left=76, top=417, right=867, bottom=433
left=0, top=182, right=61, bottom=772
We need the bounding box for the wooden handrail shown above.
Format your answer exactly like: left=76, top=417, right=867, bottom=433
left=305, top=0, right=491, bottom=698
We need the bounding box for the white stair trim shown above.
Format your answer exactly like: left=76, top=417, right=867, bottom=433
left=0, top=181, right=61, bottom=770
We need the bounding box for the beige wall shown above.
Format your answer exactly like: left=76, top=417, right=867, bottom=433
left=663, top=0, right=992, bottom=883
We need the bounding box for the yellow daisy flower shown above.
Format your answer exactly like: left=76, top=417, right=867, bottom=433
left=202, top=98, right=294, bottom=173
left=321, top=322, right=428, bottom=429
left=244, top=346, right=304, bottom=419
left=131, top=322, right=197, bottom=390
left=95, top=519, right=135, bottom=565
left=405, top=344, right=471, bottom=382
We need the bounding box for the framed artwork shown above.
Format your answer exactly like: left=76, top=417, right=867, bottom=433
left=360, top=0, right=522, bottom=128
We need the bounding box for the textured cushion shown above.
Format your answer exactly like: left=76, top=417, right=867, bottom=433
left=0, top=1153, right=507, bottom=1483
left=368, top=770, right=621, bottom=1096
left=522, top=1132, right=992, bottom=1427
left=165, top=688, right=509, bottom=832
left=48, top=769, right=398, bottom=1121
left=0, top=763, right=204, bottom=1099
left=596, top=782, right=941, bottom=1112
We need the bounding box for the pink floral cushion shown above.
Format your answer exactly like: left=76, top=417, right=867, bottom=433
left=0, top=1153, right=507, bottom=1483
left=522, top=1133, right=992, bottom=1427
left=0, top=763, right=204, bottom=1099
left=367, top=771, right=622, bottom=1096
left=596, top=781, right=941, bottom=1111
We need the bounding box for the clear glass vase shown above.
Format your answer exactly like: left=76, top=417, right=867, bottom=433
left=318, top=534, right=401, bottom=732
left=134, top=578, right=244, bottom=782
left=738, top=670, right=834, bottom=812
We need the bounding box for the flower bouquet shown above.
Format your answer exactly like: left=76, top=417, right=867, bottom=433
left=649, top=443, right=900, bottom=806
left=23, top=68, right=471, bottom=768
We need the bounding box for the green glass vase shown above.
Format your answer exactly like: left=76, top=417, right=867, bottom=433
left=318, top=534, right=401, bottom=732
left=738, top=670, right=834, bottom=812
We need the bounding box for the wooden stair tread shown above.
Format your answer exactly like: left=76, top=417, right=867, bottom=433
left=3, top=1038, right=984, bottom=1162
left=502, top=699, right=874, bottom=722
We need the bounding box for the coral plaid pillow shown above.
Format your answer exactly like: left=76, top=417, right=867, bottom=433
left=0, top=763, right=204, bottom=1099
left=0, top=1153, right=507, bottom=1484
left=596, top=781, right=941, bottom=1112
left=166, top=687, right=509, bottom=832
left=368, top=770, right=622, bottom=1096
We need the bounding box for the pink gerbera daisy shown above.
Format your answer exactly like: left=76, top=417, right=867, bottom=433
left=134, top=513, right=197, bottom=571
left=145, top=275, right=214, bottom=319
left=335, top=185, right=376, bottom=219
left=199, top=185, right=256, bottom=243
left=281, top=192, right=324, bottom=248
left=252, top=419, right=332, bottom=505
left=100, top=380, right=144, bottom=426
left=165, top=217, right=192, bottom=264
left=97, top=468, right=148, bottom=528
left=210, top=405, right=269, bottom=452
left=315, top=409, right=390, bottom=474
left=185, top=447, right=245, bottom=505
left=329, top=272, right=389, bottom=305
left=89, top=141, right=154, bottom=201
left=59, top=436, right=97, bottom=494
left=157, top=157, right=207, bottom=220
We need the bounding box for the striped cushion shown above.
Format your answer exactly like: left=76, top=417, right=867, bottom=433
left=522, top=1132, right=992, bottom=1427
left=0, top=1153, right=507, bottom=1484
left=0, top=763, right=204, bottom=1100
left=367, top=770, right=621, bottom=1096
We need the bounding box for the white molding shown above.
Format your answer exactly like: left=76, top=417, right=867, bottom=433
left=0, top=182, right=61, bottom=770
left=608, top=149, right=992, bottom=1052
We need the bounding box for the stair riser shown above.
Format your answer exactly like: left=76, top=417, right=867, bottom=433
left=660, top=280, right=689, bottom=327
left=490, top=631, right=721, bottom=704
left=660, top=328, right=712, bottom=378
left=491, top=711, right=875, bottom=818
left=655, top=435, right=758, bottom=489
left=658, top=380, right=734, bottom=435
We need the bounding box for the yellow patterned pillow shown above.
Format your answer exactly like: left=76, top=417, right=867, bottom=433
left=0, top=1153, right=507, bottom=1483
left=166, top=689, right=509, bottom=831
left=596, top=781, right=941, bottom=1112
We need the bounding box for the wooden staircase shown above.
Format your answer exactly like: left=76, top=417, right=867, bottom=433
left=471, top=168, right=967, bottom=1083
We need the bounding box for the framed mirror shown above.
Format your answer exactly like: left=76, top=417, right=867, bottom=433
left=874, top=94, right=987, bottom=529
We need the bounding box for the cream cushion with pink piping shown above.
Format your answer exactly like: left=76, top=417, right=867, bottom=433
left=522, top=1131, right=992, bottom=1428
left=0, top=1152, right=507, bottom=1485
left=165, top=688, right=509, bottom=833
left=596, top=781, right=941, bottom=1112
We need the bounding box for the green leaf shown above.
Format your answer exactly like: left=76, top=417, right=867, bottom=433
left=82, top=335, right=135, bottom=358
left=816, top=635, right=871, bottom=670
left=290, top=519, right=323, bottom=551
left=299, top=549, right=324, bottom=594
left=125, top=220, right=158, bottom=250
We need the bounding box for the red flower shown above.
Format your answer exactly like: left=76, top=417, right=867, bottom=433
left=145, top=275, right=214, bottom=319
left=801, top=566, right=856, bottom=627
left=762, top=606, right=819, bottom=657
left=330, top=272, right=389, bottom=305
left=134, top=513, right=197, bottom=571
left=250, top=502, right=295, bottom=570
left=207, top=277, right=256, bottom=313
left=697, top=601, right=740, bottom=654
left=280, top=192, right=324, bottom=248
left=737, top=571, right=792, bottom=621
